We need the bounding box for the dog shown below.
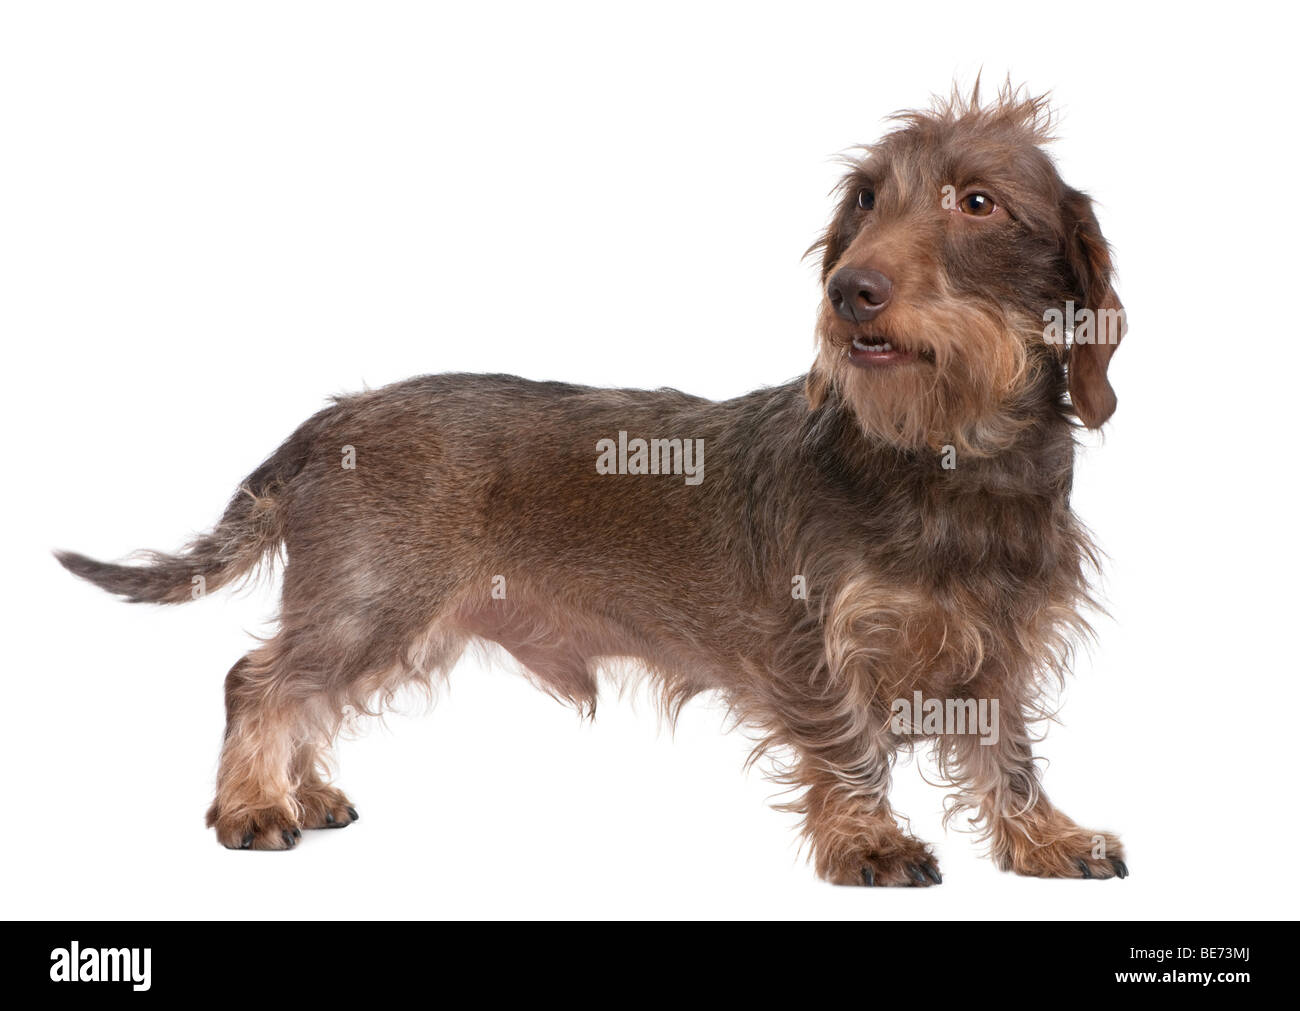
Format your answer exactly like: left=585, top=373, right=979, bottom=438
left=58, top=83, right=1127, bottom=885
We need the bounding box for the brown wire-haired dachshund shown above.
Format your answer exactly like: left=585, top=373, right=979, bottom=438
left=59, top=83, right=1128, bottom=886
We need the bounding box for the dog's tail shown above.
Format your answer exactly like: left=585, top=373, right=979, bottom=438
left=55, top=407, right=331, bottom=604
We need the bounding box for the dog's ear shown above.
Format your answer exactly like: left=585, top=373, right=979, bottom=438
left=809, top=185, right=856, bottom=282
left=1062, top=188, right=1126, bottom=428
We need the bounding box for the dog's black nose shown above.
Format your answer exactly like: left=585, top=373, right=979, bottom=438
left=827, top=267, right=893, bottom=323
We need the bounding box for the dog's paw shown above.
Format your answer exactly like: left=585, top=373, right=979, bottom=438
left=858, top=848, right=943, bottom=887
left=1005, top=828, right=1126, bottom=880
left=821, top=835, right=942, bottom=887
left=296, top=783, right=360, bottom=830
left=206, top=804, right=303, bottom=851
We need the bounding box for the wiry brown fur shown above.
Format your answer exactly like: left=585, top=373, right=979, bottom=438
left=57, top=82, right=1127, bottom=884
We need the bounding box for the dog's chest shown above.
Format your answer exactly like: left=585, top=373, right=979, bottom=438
left=826, top=480, right=1081, bottom=694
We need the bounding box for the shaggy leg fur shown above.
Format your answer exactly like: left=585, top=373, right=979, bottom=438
left=942, top=710, right=1127, bottom=879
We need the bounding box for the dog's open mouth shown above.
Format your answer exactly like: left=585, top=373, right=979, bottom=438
left=847, top=336, right=932, bottom=368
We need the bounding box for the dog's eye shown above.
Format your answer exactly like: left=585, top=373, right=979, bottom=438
left=857, top=188, right=875, bottom=211
left=959, top=192, right=996, bottom=217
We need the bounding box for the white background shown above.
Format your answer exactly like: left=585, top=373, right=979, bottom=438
left=2, top=1, right=1296, bottom=920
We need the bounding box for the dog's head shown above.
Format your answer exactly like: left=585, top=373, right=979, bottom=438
left=806, top=83, right=1125, bottom=453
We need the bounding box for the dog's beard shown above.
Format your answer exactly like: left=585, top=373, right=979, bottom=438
left=809, top=297, right=1038, bottom=456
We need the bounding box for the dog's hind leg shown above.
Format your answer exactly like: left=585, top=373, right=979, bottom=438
left=205, top=580, right=468, bottom=849
left=205, top=648, right=324, bottom=850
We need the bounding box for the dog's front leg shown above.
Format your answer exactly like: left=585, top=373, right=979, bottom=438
left=940, top=705, right=1127, bottom=879
left=767, top=694, right=941, bottom=886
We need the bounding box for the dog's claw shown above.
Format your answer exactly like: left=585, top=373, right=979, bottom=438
left=1078, top=859, right=1092, bottom=879
left=907, top=864, right=928, bottom=885
left=861, top=867, right=875, bottom=887
left=1111, top=859, right=1128, bottom=879
left=923, top=863, right=942, bottom=885
left=282, top=829, right=297, bottom=848
left=325, top=811, right=335, bottom=825
left=346, top=807, right=359, bottom=822
left=240, top=832, right=254, bottom=850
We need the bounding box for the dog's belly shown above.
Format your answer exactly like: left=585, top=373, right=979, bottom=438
left=448, top=591, right=732, bottom=711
